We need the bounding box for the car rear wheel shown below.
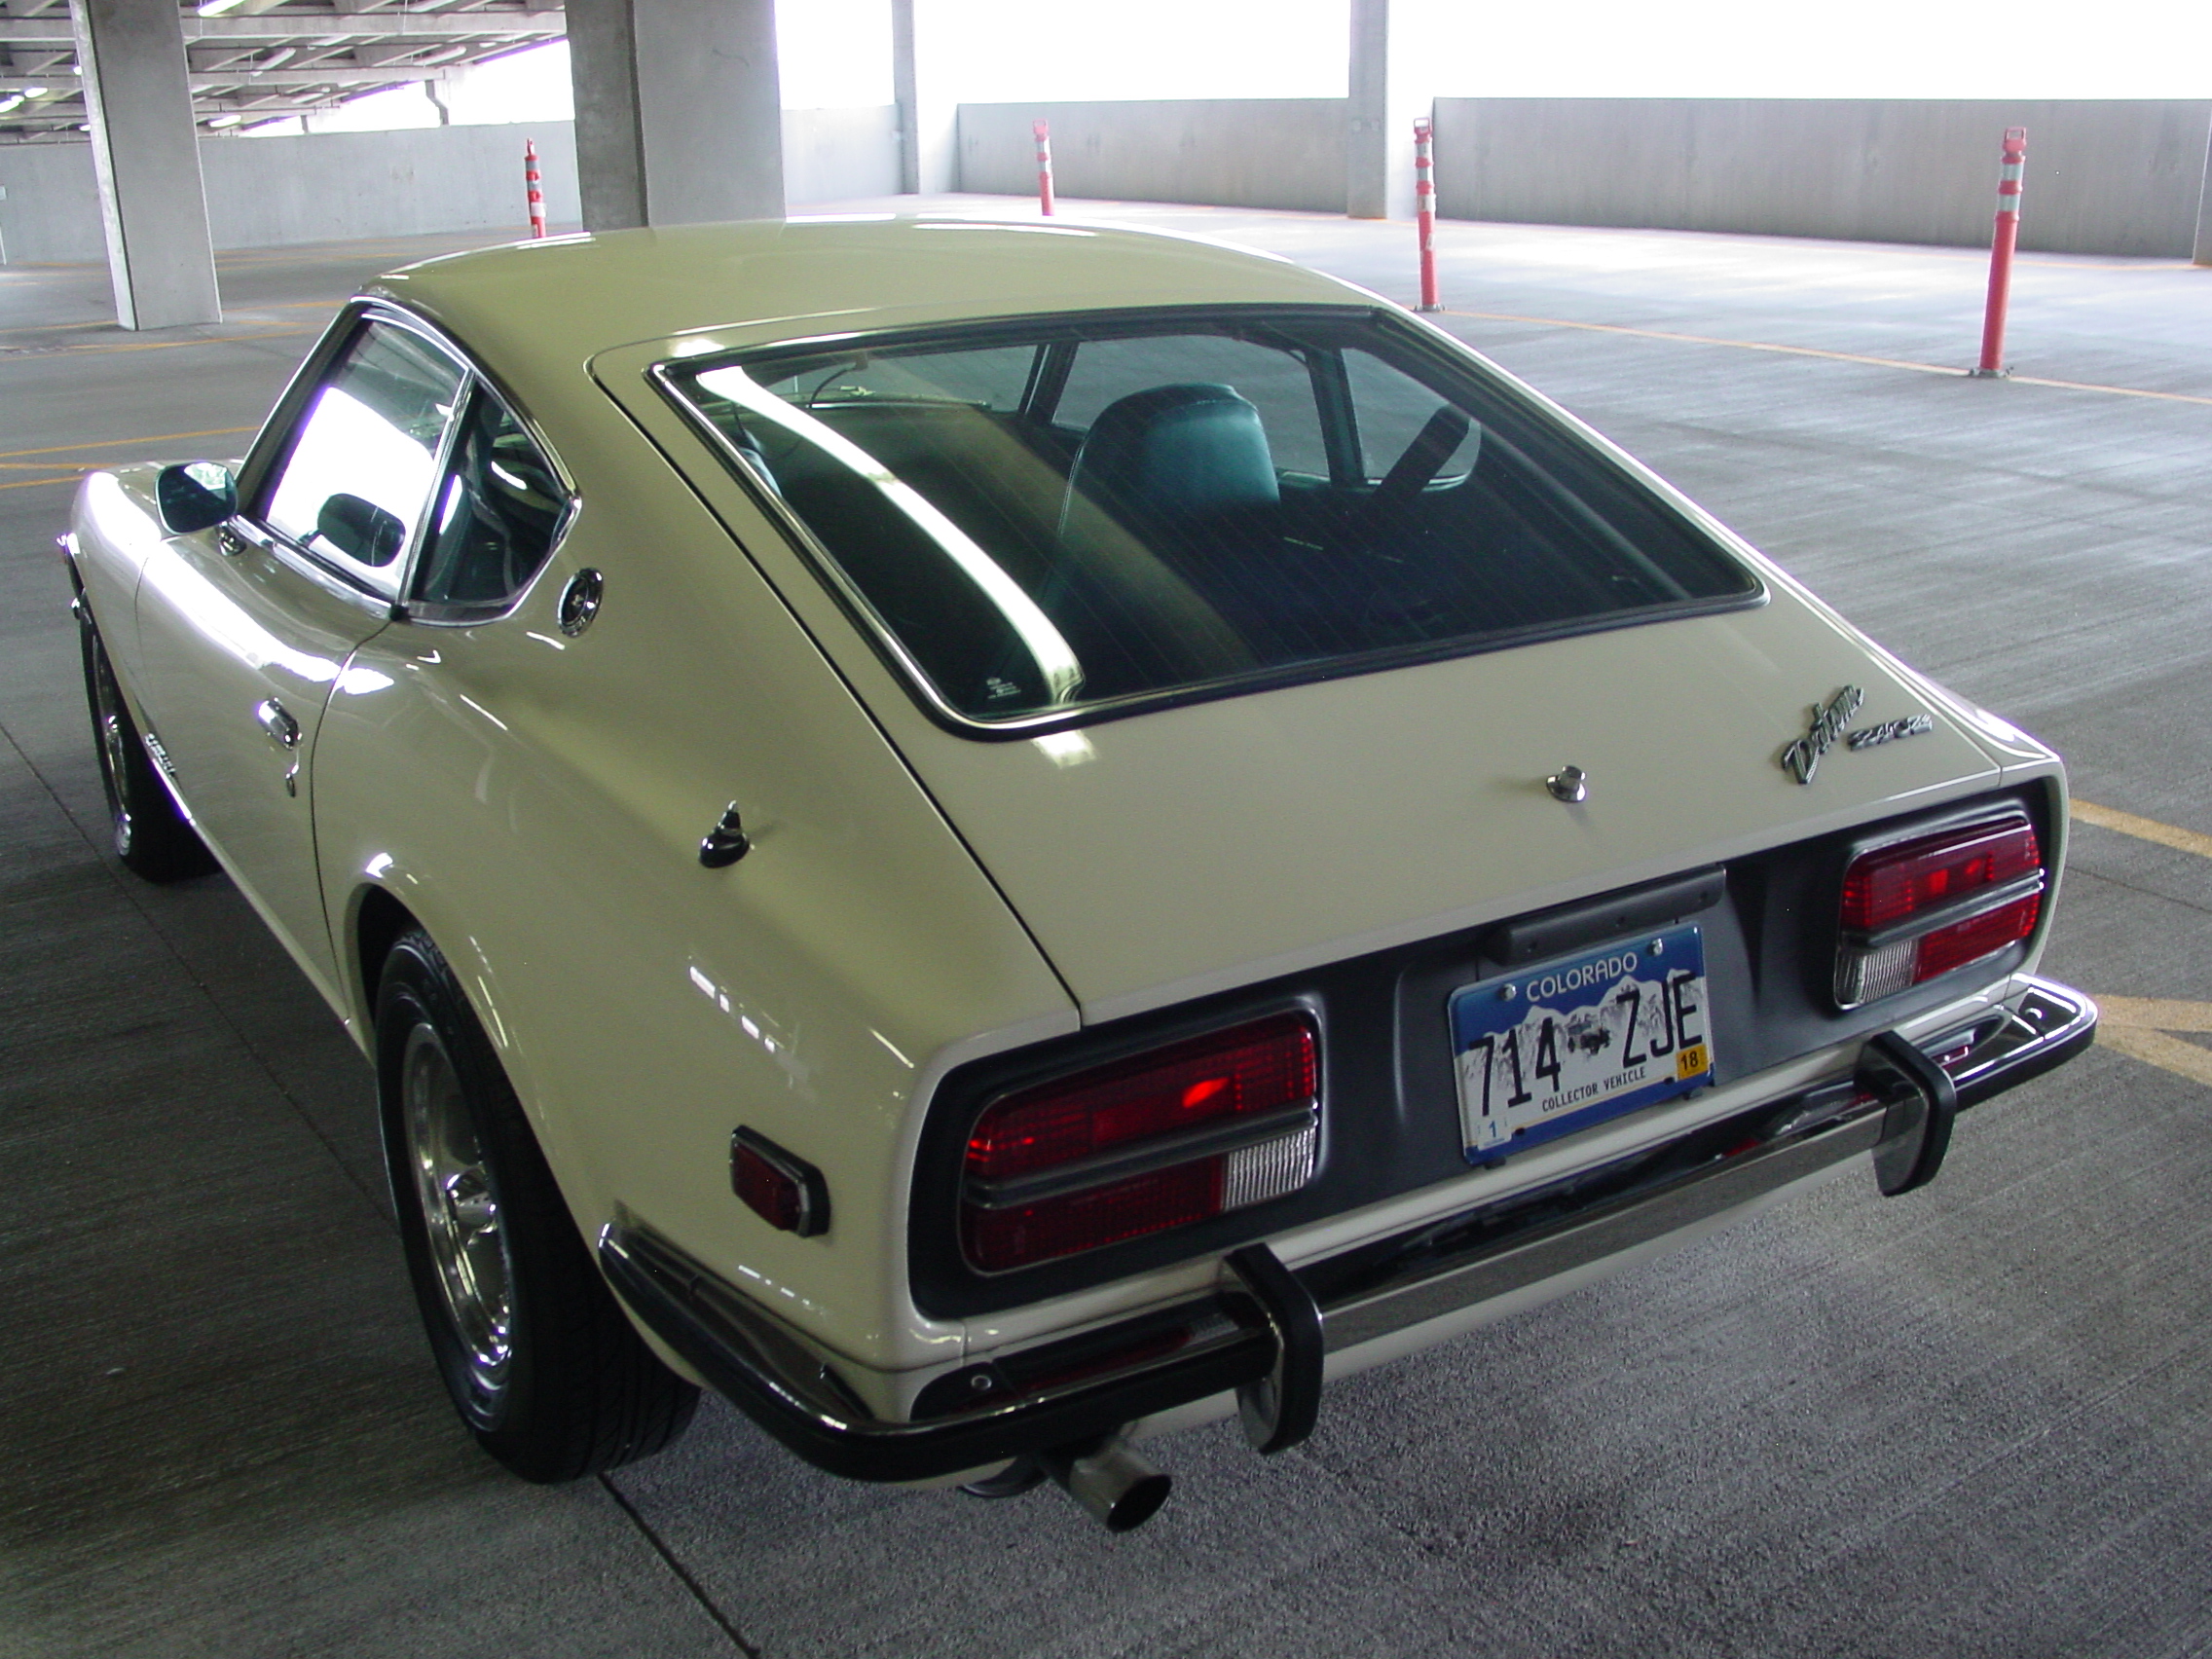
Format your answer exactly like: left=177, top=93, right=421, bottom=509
left=377, top=929, right=699, bottom=1482
left=75, top=596, right=216, bottom=883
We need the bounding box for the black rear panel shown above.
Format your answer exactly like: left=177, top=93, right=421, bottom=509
left=908, top=782, right=2057, bottom=1319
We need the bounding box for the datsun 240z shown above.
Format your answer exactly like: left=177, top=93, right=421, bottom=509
left=61, top=218, right=2095, bottom=1530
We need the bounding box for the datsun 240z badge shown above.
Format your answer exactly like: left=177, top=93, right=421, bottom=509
left=1781, top=686, right=1935, bottom=784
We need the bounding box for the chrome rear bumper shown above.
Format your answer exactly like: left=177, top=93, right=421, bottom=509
left=600, top=976, right=2095, bottom=1483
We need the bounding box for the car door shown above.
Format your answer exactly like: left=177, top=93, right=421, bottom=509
left=133, top=313, right=466, bottom=1003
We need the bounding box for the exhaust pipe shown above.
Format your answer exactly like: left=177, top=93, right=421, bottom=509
left=1040, top=1436, right=1172, bottom=1532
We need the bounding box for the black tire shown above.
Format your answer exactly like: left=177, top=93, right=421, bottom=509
left=376, top=929, right=699, bottom=1482
left=75, top=594, right=217, bottom=883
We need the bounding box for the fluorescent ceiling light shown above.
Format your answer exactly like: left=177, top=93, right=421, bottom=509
left=207, top=113, right=243, bottom=127
left=197, top=0, right=247, bottom=16
left=0, top=95, right=23, bottom=116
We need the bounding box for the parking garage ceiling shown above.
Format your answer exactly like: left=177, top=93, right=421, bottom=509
left=0, top=0, right=564, bottom=140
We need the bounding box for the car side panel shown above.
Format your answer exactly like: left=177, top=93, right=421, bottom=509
left=70, top=470, right=174, bottom=694
left=131, top=522, right=389, bottom=1004
left=311, top=410, right=1077, bottom=1376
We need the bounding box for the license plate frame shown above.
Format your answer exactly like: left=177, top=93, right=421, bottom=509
left=1451, top=923, right=1715, bottom=1162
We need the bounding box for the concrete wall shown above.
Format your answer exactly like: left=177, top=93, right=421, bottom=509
left=10, top=96, right=2207, bottom=265
left=784, top=104, right=901, bottom=203
left=1432, top=99, right=2212, bottom=258
left=958, top=99, right=1346, bottom=213
left=206, top=123, right=583, bottom=250
left=0, top=142, right=102, bottom=265
left=0, top=123, right=581, bottom=265
left=0, top=105, right=895, bottom=267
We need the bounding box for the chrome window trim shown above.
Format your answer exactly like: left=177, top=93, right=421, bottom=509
left=217, top=515, right=406, bottom=620
left=401, top=374, right=583, bottom=628
left=244, top=305, right=473, bottom=602
left=648, top=305, right=1767, bottom=742
left=236, top=297, right=581, bottom=628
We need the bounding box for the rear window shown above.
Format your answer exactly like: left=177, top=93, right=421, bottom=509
left=662, top=308, right=1757, bottom=727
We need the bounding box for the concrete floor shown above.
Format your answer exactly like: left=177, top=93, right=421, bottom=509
left=3, top=199, right=2209, bottom=1657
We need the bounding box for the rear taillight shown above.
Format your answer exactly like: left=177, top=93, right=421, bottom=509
left=1834, top=813, right=2046, bottom=1007
left=960, top=1012, right=1320, bottom=1272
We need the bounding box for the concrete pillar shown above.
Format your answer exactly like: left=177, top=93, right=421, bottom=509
left=565, top=0, right=783, bottom=231
left=891, top=0, right=958, bottom=195
left=69, top=0, right=220, bottom=330
left=2194, top=117, right=2212, bottom=267
left=1346, top=0, right=1436, bottom=220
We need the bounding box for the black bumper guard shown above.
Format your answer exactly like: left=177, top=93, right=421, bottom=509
left=599, top=976, right=2095, bottom=1485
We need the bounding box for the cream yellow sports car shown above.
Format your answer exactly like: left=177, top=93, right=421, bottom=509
left=61, top=218, right=2095, bottom=1531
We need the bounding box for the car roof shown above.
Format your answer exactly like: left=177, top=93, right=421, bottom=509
left=367, top=214, right=1379, bottom=366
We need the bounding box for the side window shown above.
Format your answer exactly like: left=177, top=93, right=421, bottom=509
left=414, top=388, right=568, bottom=608
left=1344, top=349, right=1480, bottom=484
left=255, top=321, right=465, bottom=594
left=1055, top=334, right=1330, bottom=478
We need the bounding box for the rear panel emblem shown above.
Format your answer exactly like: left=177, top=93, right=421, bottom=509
left=1781, top=686, right=1862, bottom=784
left=1780, top=686, right=1935, bottom=784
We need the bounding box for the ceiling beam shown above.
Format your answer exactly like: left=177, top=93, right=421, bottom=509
left=2, top=67, right=444, bottom=88
left=0, top=12, right=561, bottom=46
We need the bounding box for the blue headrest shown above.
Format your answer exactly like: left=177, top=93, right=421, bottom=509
left=1066, top=384, right=1279, bottom=527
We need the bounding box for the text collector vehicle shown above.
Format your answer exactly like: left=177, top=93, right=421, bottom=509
left=64, top=217, right=2094, bottom=1530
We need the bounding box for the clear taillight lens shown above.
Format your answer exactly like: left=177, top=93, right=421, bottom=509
left=960, top=1012, right=1319, bottom=1272
left=1835, top=814, right=2045, bottom=1007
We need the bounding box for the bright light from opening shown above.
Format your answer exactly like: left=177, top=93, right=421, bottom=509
left=932, top=0, right=2212, bottom=102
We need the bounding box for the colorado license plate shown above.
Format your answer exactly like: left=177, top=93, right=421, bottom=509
left=1452, top=924, right=1714, bottom=1161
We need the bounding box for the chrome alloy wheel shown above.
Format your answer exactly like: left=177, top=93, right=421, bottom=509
left=86, top=645, right=136, bottom=853
left=402, top=1021, right=514, bottom=1408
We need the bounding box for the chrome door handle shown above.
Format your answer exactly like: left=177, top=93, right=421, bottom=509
left=255, top=698, right=300, bottom=750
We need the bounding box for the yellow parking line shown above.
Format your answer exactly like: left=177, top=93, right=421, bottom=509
left=32, top=325, right=315, bottom=358
left=2071, top=801, right=2212, bottom=862
left=2095, top=1024, right=2212, bottom=1090
left=2089, top=1002, right=2212, bottom=1092
left=1440, top=309, right=2212, bottom=408
left=0, top=473, right=85, bottom=492
left=0, top=426, right=256, bottom=461
left=2097, top=997, right=2212, bottom=1033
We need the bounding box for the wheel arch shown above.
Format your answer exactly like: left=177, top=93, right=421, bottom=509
left=351, top=884, right=420, bottom=1039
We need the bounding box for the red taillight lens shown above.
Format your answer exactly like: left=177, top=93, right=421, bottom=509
left=1840, top=819, right=2042, bottom=932
left=1835, top=814, right=2045, bottom=1007
left=960, top=1012, right=1319, bottom=1272
left=1915, top=892, right=2043, bottom=979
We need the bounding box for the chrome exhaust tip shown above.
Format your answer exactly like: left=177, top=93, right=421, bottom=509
left=1040, top=1436, right=1172, bottom=1532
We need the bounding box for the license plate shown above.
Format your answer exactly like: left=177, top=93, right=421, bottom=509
left=1452, top=924, right=1715, bottom=1161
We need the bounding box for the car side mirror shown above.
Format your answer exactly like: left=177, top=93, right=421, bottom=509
left=154, top=461, right=238, bottom=535
left=314, top=493, right=407, bottom=567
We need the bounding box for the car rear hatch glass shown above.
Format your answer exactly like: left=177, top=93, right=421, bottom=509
left=656, top=306, right=1760, bottom=728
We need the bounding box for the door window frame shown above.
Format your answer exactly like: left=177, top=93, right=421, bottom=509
left=229, top=301, right=579, bottom=626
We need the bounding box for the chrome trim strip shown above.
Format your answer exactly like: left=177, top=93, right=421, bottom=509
left=599, top=1218, right=1275, bottom=1484
left=1317, top=1108, right=1885, bottom=1354
left=244, top=297, right=583, bottom=628
left=1935, top=976, right=2097, bottom=1108
left=964, top=1105, right=1320, bottom=1210
left=602, top=977, right=2093, bottom=1483
left=643, top=308, right=1767, bottom=743
left=217, top=517, right=397, bottom=618
left=1852, top=869, right=2047, bottom=953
